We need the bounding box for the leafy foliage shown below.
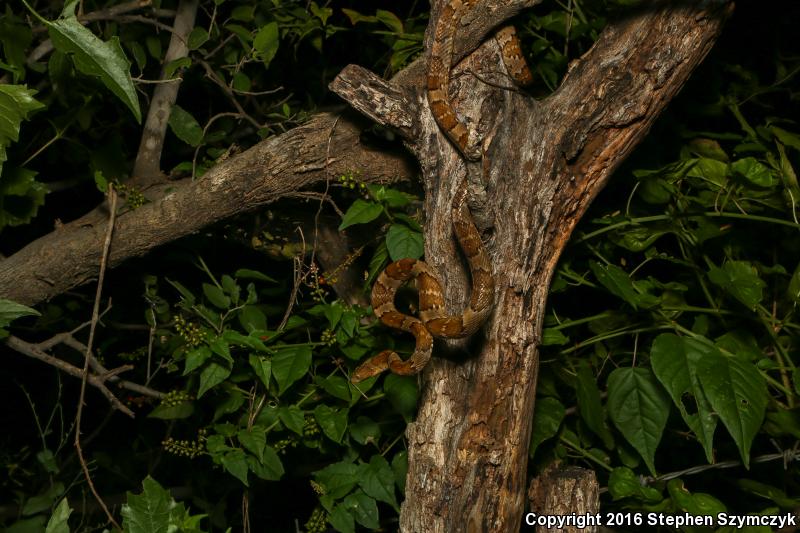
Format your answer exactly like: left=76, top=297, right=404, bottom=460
left=530, top=0, right=800, bottom=517
left=1, top=0, right=799, bottom=531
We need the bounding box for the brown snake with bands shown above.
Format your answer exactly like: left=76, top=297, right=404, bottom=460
left=350, top=2, right=533, bottom=383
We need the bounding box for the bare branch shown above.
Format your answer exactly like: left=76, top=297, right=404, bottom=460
left=74, top=186, right=121, bottom=531
left=0, top=112, right=416, bottom=306
left=330, top=65, right=418, bottom=139
left=5, top=335, right=134, bottom=418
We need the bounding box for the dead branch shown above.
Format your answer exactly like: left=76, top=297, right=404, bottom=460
left=5, top=335, right=134, bottom=418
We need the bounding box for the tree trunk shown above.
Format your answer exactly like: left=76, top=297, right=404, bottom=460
left=331, top=1, right=732, bottom=530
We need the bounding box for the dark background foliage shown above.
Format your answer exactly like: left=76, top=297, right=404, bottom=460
left=1, top=0, right=799, bottom=531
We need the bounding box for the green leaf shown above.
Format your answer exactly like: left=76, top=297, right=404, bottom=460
left=209, top=336, right=232, bottom=363
left=339, top=199, right=383, bottom=230
left=731, top=157, right=776, bottom=187
left=166, top=278, right=196, bottom=306
left=708, top=260, right=765, bottom=310
left=278, top=406, right=305, bottom=436
left=738, top=479, right=800, bottom=508
left=248, top=354, right=271, bottom=389
left=359, top=455, right=398, bottom=509
left=383, top=374, right=418, bottom=420
left=341, top=8, right=378, bottom=24
left=183, top=346, right=211, bottom=375
left=687, top=157, right=728, bottom=187
left=168, top=105, right=203, bottom=147
left=203, top=282, right=230, bottom=309
left=253, top=22, right=279, bottom=67
left=271, top=345, right=312, bottom=394
left=607, top=367, right=671, bottom=475
left=789, top=262, right=800, bottom=304
left=235, top=269, right=276, bottom=282
left=349, top=416, right=381, bottom=445
left=0, top=166, right=47, bottom=230
left=222, top=329, right=267, bottom=352
left=376, top=9, right=404, bottom=33
left=5, top=517, right=47, bottom=533
left=328, top=504, right=355, bottom=533
left=45, top=7, right=140, bottom=122
left=575, top=362, right=614, bottom=448
left=367, top=240, right=390, bottom=285
left=607, top=467, right=663, bottom=502
left=667, top=479, right=727, bottom=515
left=36, top=449, right=58, bottom=474
left=529, top=397, right=565, bottom=457
left=239, top=305, right=267, bottom=332
left=148, top=401, right=194, bottom=420
left=695, top=351, right=767, bottom=468
left=45, top=498, right=72, bottom=533
left=391, top=451, right=408, bottom=493
left=22, top=482, right=64, bottom=516
left=771, top=126, right=800, bottom=152
left=386, top=224, right=424, bottom=260
left=221, top=449, right=249, bottom=486
left=237, top=426, right=266, bottom=463
left=187, top=27, right=209, bottom=50
left=589, top=261, right=640, bottom=309
left=318, top=375, right=352, bottom=402
left=213, top=389, right=244, bottom=422
left=342, top=490, right=380, bottom=529
left=197, top=361, right=231, bottom=398
left=247, top=446, right=284, bottom=480
left=313, top=461, right=360, bottom=499
left=0, top=84, right=45, bottom=177
left=541, top=327, right=569, bottom=346
left=314, top=405, right=349, bottom=443
left=0, top=298, right=40, bottom=328
left=650, top=334, right=717, bottom=462
left=122, top=477, right=172, bottom=533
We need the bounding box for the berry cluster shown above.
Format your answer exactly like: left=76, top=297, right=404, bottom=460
left=117, top=346, right=147, bottom=362
left=162, top=436, right=204, bottom=458
left=320, top=328, right=336, bottom=346
left=303, top=506, right=328, bottom=533
left=115, top=182, right=146, bottom=209
left=338, top=170, right=365, bottom=191
left=174, top=314, right=205, bottom=346
left=161, top=389, right=194, bottom=407
left=303, top=417, right=320, bottom=438
left=306, top=263, right=328, bottom=303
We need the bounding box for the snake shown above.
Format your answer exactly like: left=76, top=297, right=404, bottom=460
left=350, top=2, right=533, bottom=383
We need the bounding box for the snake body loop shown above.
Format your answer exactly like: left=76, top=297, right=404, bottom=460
left=350, top=3, right=533, bottom=383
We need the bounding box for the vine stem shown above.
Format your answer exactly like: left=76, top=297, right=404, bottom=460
left=74, top=185, right=120, bottom=530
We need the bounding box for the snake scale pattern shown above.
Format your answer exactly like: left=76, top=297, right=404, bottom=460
left=351, top=2, right=533, bottom=383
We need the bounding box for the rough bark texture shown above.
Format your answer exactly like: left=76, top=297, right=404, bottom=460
left=332, top=0, right=732, bottom=531
left=0, top=113, right=414, bottom=305
left=528, top=464, right=599, bottom=533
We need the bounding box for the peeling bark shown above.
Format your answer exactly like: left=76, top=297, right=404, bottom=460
left=331, top=0, right=732, bottom=530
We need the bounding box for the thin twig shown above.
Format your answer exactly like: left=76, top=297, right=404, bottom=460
left=5, top=336, right=134, bottom=416
left=286, top=192, right=345, bottom=218
left=195, top=58, right=263, bottom=129
left=74, top=185, right=120, bottom=530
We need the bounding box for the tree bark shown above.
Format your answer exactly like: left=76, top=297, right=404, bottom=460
left=0, top=113, right=414, bottom=305
left=332, top=0, right=732, bottom=531
left=528, top=464, right=599, bottom=533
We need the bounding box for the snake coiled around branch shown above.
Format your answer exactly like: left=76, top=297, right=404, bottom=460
left=350, top=2, right=533, bottom=383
